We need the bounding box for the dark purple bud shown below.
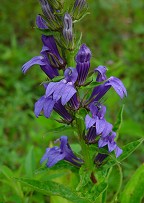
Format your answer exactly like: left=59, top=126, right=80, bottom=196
left=40, top=136, right=83, bottom=167
left=73, top=0, right=88, bottom=19
left=95, top=153, right=108, bottom=165
left=69, top=93, right=80, bottom=110
left=85, top=126, right=97, bottom=143
left=63, top=13, right=73, bottom=43
left=95, top=65, right=107, bottom=82
left=75, top=44, right=91, bottom=85
left=74, top=0, right=87, bottom=10
left=36, top=15, right=48, bottom=29
left=39, top=0, right=55, bottom=21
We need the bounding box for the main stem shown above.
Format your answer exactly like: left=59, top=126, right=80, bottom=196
left=65, top=48, right=96, bottom=182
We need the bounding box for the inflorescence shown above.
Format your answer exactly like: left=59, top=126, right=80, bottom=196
left=22, top=0, right=127, bottom=169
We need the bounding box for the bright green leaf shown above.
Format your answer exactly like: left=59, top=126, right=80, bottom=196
left=14, top=178, right=92, bottom=203
left=25, top=146, right=35, bottom=177
left=120, top=164, right=144, bottom=203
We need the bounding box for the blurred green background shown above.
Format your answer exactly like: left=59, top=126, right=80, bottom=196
left=0, top=0, right=144, bottom=202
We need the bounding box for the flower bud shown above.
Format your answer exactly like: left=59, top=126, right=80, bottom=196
left=73, top=0, right=88, bottom=20
left=75, top=44, right=91, bottom=85
left=39, top=0, right=55, bottom=21
left=47, top=0, right=62, bottom=10
left=63, top=13, right=73, bottom=44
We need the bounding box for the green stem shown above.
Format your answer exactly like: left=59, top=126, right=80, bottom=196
left=75, top=111, right=92, bottom=172
left=65, top=49, right=76, bottom=67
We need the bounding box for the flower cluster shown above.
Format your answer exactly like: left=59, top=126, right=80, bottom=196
left=22, top=0, right=127, bottom=169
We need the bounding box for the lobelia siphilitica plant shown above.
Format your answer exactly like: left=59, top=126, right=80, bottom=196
left=21, top=0, right=129, bottom=201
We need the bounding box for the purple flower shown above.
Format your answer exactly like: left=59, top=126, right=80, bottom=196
left=63, top=13, right=73, bottom=43
left=95, top=65, right=107, bottom=82
left=75, top=44, right=91, bottom=85
left=85, top=103, right=106, bottom=142
left=41, top=35, right=65, bottom=67
left=46, top=68, right=78, bottom=105
left=22, top=35, right=65, bottom=78
left=40, top=136, right=83, bottom=167
left=105, top=76, right=127, bottom=99
left=90, top=76, right=127, bottom=103
left=34, top=95, right=55, bottom=118
left=34, top=84, right=72, bottom=121
left=36, top=15, right=48, bottom=29
left=98, top=132, right=123, bottom=158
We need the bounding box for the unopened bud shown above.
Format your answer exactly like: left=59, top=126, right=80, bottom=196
left=39, top=0, right=55, bottom=21
left=47, top=0, right=62, bottom=10
left=73, top=0, right=88, bottom=20
left=63, top=13, right=73, bottom=44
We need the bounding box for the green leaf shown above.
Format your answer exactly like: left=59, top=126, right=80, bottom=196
left=0, top=165, right=14, bottom=178
left=52, top=76, right=64, bottom=82
left=120, top=164, right=144, bottom=203
left=90, top=182, right=108, bottom=201
left=25, top=146, right=35, bottom=177
left=35, top=27, right=59, bottom=37
left=76, top=165, right=91, bottom=191
left=35, top=161, right=78, bottom=175
left=14, top=178, right=92, bottom=203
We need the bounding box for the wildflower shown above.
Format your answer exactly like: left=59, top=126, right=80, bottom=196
left=98, top=132, right=123, bottom=158
left=95, top=65, right=107, bottom=82
left=85, top=103, right=106, bottom=142
left=75, top=44, right=91, bottom=85
left=90, top=77, right=127, bottom=103
left=46, top=67, right=78, bottom=105
left=34, top=95, right=55, bottom=118
left=22, top=35, right=65, bottom=78
left=34, top=84, right=72, bottom=121
left=41, top=35, right=65, bottom=68
left=40, top=136, right=83, bottom=167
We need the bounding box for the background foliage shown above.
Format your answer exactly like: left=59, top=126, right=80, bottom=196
left=0, top=0, right=144, bottom=202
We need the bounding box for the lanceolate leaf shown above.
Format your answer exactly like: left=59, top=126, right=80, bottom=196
left=14, top=178, right=92, bottom=203
left=90, top=182, right=108, bottom=201
left=102, top=138, right=144, bottom=170
left=120, top=164, right=144, bottom=203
